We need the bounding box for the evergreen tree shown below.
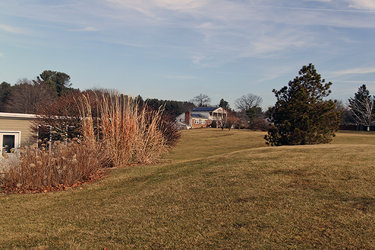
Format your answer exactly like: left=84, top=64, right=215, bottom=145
left=38, top=70, right=72, bottom=96
left=145, top=98, right=195, bottom=118
left=219, top=98, right=229, bottom=110
left=246, top=106, right=263, bottom=126
left=0, top=81, right=11, bottom=112
left=265, top=64, right=341, bottom=146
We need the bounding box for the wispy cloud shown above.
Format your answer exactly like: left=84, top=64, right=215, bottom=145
left=163, top=74, right=196, bottom=80
left=68, top=26, right=99, bottom=32
left=1, top=0, right=375, bottom=67
left=99, top=0, right=375, bottom=66
left=0, top=23, right=26, bottom=34
left=333, top=66, right=375, bottom=76
left=0, top=0, right=373, bottom=106
left=348, top=0, right=375, bottom=10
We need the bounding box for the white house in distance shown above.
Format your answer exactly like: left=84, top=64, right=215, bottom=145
left=0, top=112, right=36, bottom=154
left=176, top=107, right=227, bottom=129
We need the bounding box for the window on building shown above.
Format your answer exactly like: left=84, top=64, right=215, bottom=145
left=2, top=135, right=15, bottom=153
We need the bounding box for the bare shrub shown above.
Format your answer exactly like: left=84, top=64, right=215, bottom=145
left=33, top=90, right=94, bottom=145
left=249, top=117, right=270, bottom=131
left=1, top=140, right=103, bottom=193
left=158, top=114, right=181, bottom=147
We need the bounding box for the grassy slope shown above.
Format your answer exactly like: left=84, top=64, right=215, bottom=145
left=1, top=129, right=375, bottom=248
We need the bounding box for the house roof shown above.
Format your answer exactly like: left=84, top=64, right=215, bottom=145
left=191, top=113, right=207, bottom=118
left=0, top=112, right=37, bottom=119
left=192, top=107, right=218, bottom=112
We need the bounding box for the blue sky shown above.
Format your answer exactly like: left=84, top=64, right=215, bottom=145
left=1, top=0, right=375, bottom=109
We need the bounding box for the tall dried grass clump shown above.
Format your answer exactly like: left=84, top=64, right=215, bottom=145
left=78, top=93, right=168, bottom=166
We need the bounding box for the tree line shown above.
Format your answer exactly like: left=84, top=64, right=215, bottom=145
left=0, top=71, right=196, bottom=118
left=0, top=70, right=74, bottom=113
left=2, top=65, right=374, bottom=141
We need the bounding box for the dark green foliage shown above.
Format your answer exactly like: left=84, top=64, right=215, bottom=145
left=265, top=64, right=341, bottom=146
left=135, top=95, right=144, bottom=107
left=246, top=106, right=268, bottom=130
left=0, top=81, right=11, bottom=111
left=146, top=98, right=195, bottom=118
left=219, top=98, right=230, bottom=110
left=38, top=70, right=72, bottom=96
left=246, top=106, right=262, bottom=122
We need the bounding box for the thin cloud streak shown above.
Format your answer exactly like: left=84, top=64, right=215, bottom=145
left=333, top=66, right=375, bottom=76
left=67, top=26, right=99, bottom=32
left=0, top=23, right=26, bottom=34
left=163, top=75, right=196, bottom=80
left=348, top=0, right=375, bottom=10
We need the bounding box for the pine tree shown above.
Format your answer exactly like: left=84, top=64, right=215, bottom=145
left=265, top=64, right=341, bottom=146
left=219, top=98, right=229, bottom=110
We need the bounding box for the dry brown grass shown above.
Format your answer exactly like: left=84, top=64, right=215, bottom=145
left=1, top=129, right=374, bottom=248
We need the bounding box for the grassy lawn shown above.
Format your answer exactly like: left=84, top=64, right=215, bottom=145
left=1, top=129, right=375, bottom=248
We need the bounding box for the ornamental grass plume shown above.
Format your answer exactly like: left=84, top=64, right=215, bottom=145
left=78, top=92, right=168, bottom=166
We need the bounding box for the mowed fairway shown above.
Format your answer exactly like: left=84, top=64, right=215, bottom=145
left=1, top=129, right=375, bottom=248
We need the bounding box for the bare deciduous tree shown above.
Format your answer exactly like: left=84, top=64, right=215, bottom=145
left=349, top=84, right=374, bottom=131
left=235, top=93, right=262, bottom=112
left=234, top=93, right=263, bottom=128
left=191, top=93, right=211, bottom=107
left=6, top=79, right=57, bottom=114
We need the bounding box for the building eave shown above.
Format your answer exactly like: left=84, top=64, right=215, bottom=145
left=0, top=112, right=37, bottom=119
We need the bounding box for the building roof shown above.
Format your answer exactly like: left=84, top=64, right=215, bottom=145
left=191, top=113, right=206, bottom=118
left=192, top=107, right=218, bottom=112
left=0, top=112, right=37, bottom=119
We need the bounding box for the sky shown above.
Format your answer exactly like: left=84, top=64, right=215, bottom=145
left=1, top=0, right=375, bottom=109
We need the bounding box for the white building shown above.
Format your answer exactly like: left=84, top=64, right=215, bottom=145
left=176, top=107, right=227, bottom=129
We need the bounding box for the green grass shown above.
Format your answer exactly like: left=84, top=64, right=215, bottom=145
left=1, top=129, right=375, bottom=248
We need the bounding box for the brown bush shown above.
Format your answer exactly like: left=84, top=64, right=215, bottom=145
left=1, top=140, right=103, bottom=193
left=33, top=90, right=92, bottom=144
left=249, top=117, right=270, bottom=131
left=158, top=114, right=181, bottom=147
